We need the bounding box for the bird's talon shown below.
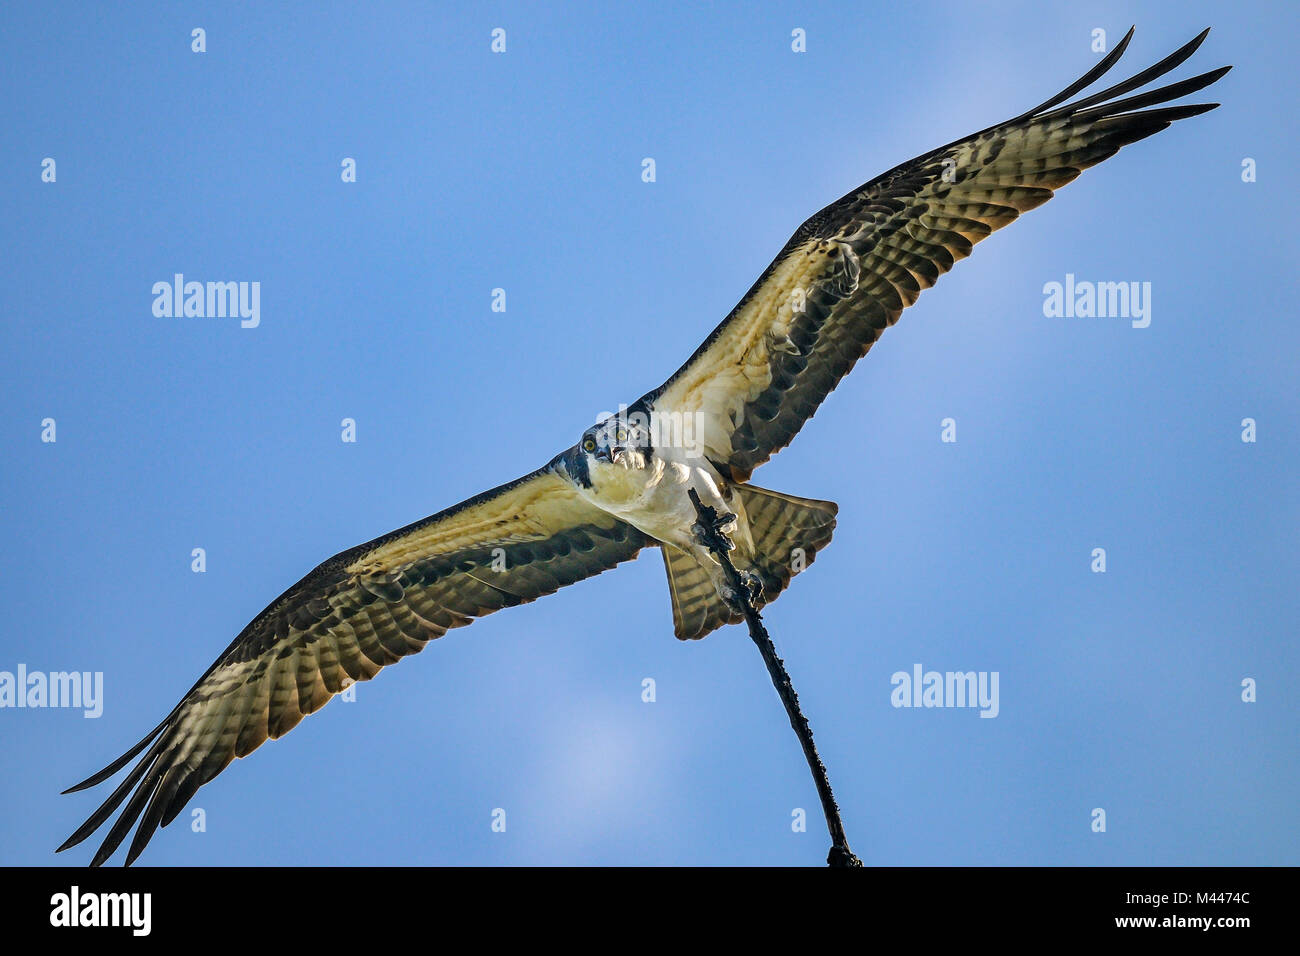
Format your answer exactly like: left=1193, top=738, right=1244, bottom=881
left=720, top=583, right=747, bottom=613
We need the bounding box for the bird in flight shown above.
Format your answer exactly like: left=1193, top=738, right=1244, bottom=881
left=61, top=28, right=1228, bottom=865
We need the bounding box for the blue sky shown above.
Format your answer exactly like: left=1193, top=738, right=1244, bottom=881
left=2, top=1, right=1296, bottom=866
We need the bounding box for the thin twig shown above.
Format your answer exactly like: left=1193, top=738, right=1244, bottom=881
left=688, top=488, right=862, bottom=868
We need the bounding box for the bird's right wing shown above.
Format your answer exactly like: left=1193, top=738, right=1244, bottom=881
left=59, top=457, right=647, bottom=866
left=646, top=28, right=1229, bottom=482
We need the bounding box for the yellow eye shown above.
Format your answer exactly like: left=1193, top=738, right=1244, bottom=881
left=616, top=428, right=628, bottom=443
left=582, top=438, right=596, bottom=453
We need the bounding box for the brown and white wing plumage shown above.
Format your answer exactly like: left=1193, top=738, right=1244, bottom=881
left=646, top=28, right=1228, bottom=482
left=59, top=460, right=646, bottom=866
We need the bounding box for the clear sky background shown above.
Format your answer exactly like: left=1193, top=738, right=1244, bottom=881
left=2, top=1, right=1296, bottom=867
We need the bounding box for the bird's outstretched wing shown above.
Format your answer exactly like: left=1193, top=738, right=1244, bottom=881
left=645, top=28, right=1229, bottom=482
left=59, top=458, right=646, bottom=866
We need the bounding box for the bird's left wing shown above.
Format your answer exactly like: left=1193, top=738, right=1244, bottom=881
left=646, top=28, right=1229, bottom=482
left=59, top=458, right=646, bottom=866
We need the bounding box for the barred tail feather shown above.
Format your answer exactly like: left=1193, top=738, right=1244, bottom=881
left=663, top=484, right=837, bottom=640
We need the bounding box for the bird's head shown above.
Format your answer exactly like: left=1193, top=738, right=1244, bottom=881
left=579, top=413, right=652, bottom=471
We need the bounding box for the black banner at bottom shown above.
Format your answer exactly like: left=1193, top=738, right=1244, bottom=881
left=4, top=865, right=1273, bottom=941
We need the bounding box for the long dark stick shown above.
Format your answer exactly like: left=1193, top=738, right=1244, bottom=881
left=688, top=488, right=862, bottom=868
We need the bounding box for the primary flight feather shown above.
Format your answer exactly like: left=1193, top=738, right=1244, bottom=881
left=60, top=27, right=1228, bottom=865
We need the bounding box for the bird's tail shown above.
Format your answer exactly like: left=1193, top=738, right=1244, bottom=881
left=662, top=483, right=837, bottom=640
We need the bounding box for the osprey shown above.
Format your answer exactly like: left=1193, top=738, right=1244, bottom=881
left=61, top=28, right=1228, bottom=865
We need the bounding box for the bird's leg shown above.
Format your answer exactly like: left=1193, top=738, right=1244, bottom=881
left=718, top=572, right=763, bottom=614
left=689, top=490, right=759, bottom=612
left=690, top=498, right=736, bottom=558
